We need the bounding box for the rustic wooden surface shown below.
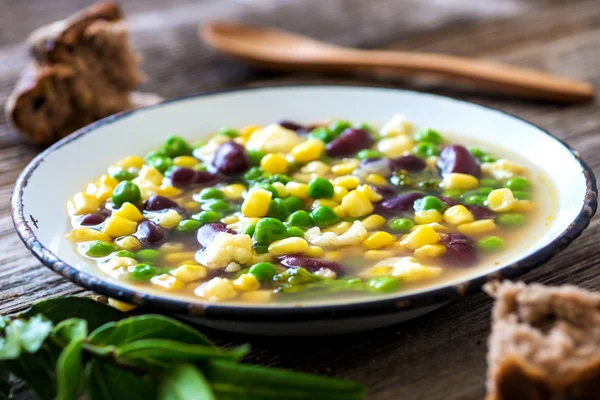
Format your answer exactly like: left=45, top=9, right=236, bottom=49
left=2, top=0, right=600, bottom=398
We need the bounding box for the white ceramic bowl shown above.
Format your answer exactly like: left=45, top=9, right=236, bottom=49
left=11, top=86, right=597, bottom=335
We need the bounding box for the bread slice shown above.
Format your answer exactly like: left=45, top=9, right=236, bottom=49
left=485, top=281, right=600, bottom=400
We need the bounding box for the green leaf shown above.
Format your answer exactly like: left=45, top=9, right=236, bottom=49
left=0, top=323, right=21, bottom=360
left=85, top=358, right=157, bottom=400
left=12, top=315, right=53, bottom=353
left=200, top=360, right=366, bottom=400
left=56, top=339, right=83, bottom=400
left=52, top=319, right=88, bottom=344
left=116, top=339, right=248, bottom=363
left=0, top=362, right=12, bottom=400
left=88, top=315, right=212, bottom=347
left=17, top=297, right=125, bottom=330
left=4, top=345, right=58, bottom=400
left=158, top=364, right=215, bottom=400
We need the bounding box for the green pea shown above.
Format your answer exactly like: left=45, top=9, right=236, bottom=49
left=247, top=149, right=266, bottom=166
left=481, top=155, right=497, bottom=163
left=353, top=122, right=375, bottom=134
left=136, top=249, right=161, bottom=263
left=286, top=210, right=312, bottom=228
left=113, top=250, right=136, bottom=258
left=441, top=189, right=464, bottom=199
left=264, top=174, right=292, bottom=185
left=176, top=219, right=202, bottom=233
left=243, top=167, right=264, bottom=183
left=249, top=262, right=277, bottom=281
left=243, top=223, right=256, bottom=236
left=86, top=241, right=116, bottom=257
left=285, top=196, right=305, bottom=213
left=367, top=276, right=400, bottom=293
left=254, top=218, right=288, bottom=245
left=468, top=147, right=486, bottom=159
left=201, top=199, right=230, bottom=212
left=145, top=149, right=168, bottom=160
left=497, top=213, right=525, bottom=228
left=128, top=264, right=158, bottom=281
left=162, top=135, right=192, bottom=157
left=253, top=182, right=279, bottom=198
left=268, top=198, right=290, bottom=220
left=198, top=188, right=224, bottom=200
left=356, top=149, right=383, bottom=160
left=505, top=176, right=530, bottom=191
left=308, top=177, right=334, bottom=199
left=478, top=236, right=504, bottom=251
left=309, top=127, right=337, bottom=143
left=463, top=194, right=487, bottom=207
left=286, top=226, right=305, bottom=238
left=413, top=196, right=446, bottom=212
left=328, top=120, right=352, bottom=135
left=512, top=190, right=529, bottom=200
left=146, top=155, right=173, bottom=173
left=108, top=167, right=137, bottom=182
left=112, top=181, right=141, bottom=208
left=218, top=127, right=239, bottom=138
left=310, top=206, right=339, bottom=227
left=253, top=244, right=269, bottom=254
left=480, top=178, right=502, bottom=188
left=192, top=164, right=207, bottom=172
left=477, top=187, right=494, bottom=196
left=413, top=141, right=439, bottom=158
left=191, top=210, right=223, bottom=225
left=388, top=218, right=414, bottom=233
left=414, top=128, right=442, bottom=144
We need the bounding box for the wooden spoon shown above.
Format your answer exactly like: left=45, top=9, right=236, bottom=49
left=200, top=21, right=595, bottom=102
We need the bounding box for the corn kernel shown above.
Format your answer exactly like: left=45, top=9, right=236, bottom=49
left=362, top=265, right=392, bottom=277
left=361, top=214, right=386, bottom=230
left=324, top=221, right=352, bottom=235
left=180, top=260, right=200, bottom=266
left=99, top=174, right=119, bottom=187
left=103, top=216, right=138, bottom=237
left=173, top=156, right=198, bottom=168
left=332, top=159, right=360, bottom=176
left=457, top=219, right=496, bottom=235
left=240, top=290, right=273, bottom=303
left=332, top=186, right=349, bottom=202
left=157, top=209, right=183, bottom=229
left=365, top=174, right=388, bottom=186
left=115, top=236, right=142, bottom=251
left=292, top=173, right=312, bottom=183
left=441, top=173, right=479, bottom=190
left=365, top=250, right=397, bottom=260
left=334, top=175, right=360, bottom=190
left=164, top=252, right=197, bottom=265
left=414, top=209, right=443, bottom=224
left=194, top=277, right=237, bottom=301
left=377, top=135, right=414, bottom=157
left=157, top=185, right=182, bottom=198
left=414, top=244, right=446, bottom=259
left=86, top=182, right=98, bottom=196
left=380, top=114, right=413, bottom=137
left=356, top=184, right=383, bottom=202
left=400, top=226, right=440, bottom=250
left=261, top=153, right=289, bottom=174
left=159, top=242, right=185, bottom=253
left=133, top=179, right=159, bottom=200
left=151, top=274, right=184, bottom=291
left=291, top=139, right=325, bottom=163
left=171, top=264, right=207, bottom=283
left=268, top=237, right=309, bottom=256
left=512, top=199, right=534, bottom=212
left=312, top=199, right=339, bottom=209
left=107, top=298, right=137, bottom=312
left=138, top=165, right=164, bottom=186
left=95, top=184, right=114, bottom=202
left=240, top=125, right=262, bottom=137
left=285, top=182, right=309, bottom=199
left=389, top=257, right=442, bottom=281
left=233, top=274, right=261, bottom=291
left=302, top=161, right=330, bottom=175
left=410, top=223, right=451, bottom=233
left=363, top=231, right=396, bottom=249
left=222, top=184, right=246, bottom=200
left=72, top=192, right=100, bottom=215
left=487, top=188, right=515, bottom=212
left=272, top=182, right=288, bottom=197
left=304, top=245, right=325, bottom=257
left=115, top=155, right=145, bottom=170
left=324, top=251, right=343, bottom=262
left=66, top=228, right=111, bottom=242
left=113, top=202, right=143, bottom=222
left=100, top=257, right=137, bottom=273
left=443, top=205, right=474, bottom=225
left=184, top=201, right=201, bottom=213
left=242, top=188, right=272, bottom=217
left=332, top=205, right=348, bottom=218
left=221, top=215, right=239, bottom=224
left=341, top=190, right=373, bottom=217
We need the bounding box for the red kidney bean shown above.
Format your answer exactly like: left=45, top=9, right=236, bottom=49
left=438, top=196, right=459, bottom=207
left=372, top=185, right=398, bottom=199
left=326, top=128, right=373, bottom=157
left=437, top=145, right=480, bottom=177
left=79, top=213, right=105, bottom=226
left=278, top=120, right=305, bottom=132
left=169, top=167, right=196, bottom=187
left=134, top=220, right=165, bottom=245
left=277, top=255, right=343, bottom=273
left=145, top=195, right=178, bottom=211
left=466, top=205, right=496, bottom=220
left=212, top=141, right=250, bottom=175
left=192, top=170, right=219, bottom=185
left=196, top=223, right=237, bottom=247
left=440, top=233, right=476, bottom=266
left=389, top=155, right=426, bottom=172
left=381, top=192, right=425, bottom=212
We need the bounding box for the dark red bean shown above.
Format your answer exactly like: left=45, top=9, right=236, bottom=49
left=440, top=233, right=476, bottom=266
left=381, top=192, right=425, bottom=212
left=278, top=120, right=305, bottom=132
left=438, top=196, right=458, bottom=207
left=169, top=167, right=196, bottom=187
left=466, top=205, right=496, bottom=220
left=212, top=141, right=250, bottom=175
left=277, top=255, right=343, bottom=273
left=79, top=213, right=105, bottom=226
left=437, top=145, right=480, bottom=177
left=192, top=170, right=219, bottom=185
left=326, top=128, right=373, bottom=157
left=389, top=155, right=426, bottom=172
left=441, top=233, right=475, bottom=246
left=372, top=185, right=398, bottom=199
left=145, top=195, right=178, bottom=211
left=196, top=223, right=236, bottom=247
left=134, top=221, right=165, bottom=245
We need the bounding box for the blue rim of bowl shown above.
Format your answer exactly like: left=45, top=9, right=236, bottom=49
left=11, top=84, right=598, bottom=322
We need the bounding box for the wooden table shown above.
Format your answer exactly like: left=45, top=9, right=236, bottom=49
left=2, top=0, right=600, bottom=398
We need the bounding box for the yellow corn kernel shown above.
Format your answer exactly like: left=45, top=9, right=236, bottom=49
left=268, top=237, right=309, bottom=256
left=66, top=228, right=111, bottom=243
left=115, top=236, right=142, bottom=251
left=103, top=216, right=138, bottom=237
left=240, top=290, right=273, bottom=303
left=356, top=184, right=383, bottom=202
left=487, top=188, right=515, bottom=212
left=377, top=135, right=414, bottom=157
left=414, top=209, right=443, bottom=225
left=95, top=184, right=114, bottom=202
left=285, top=182, right=309, bottom=199
left=290, top=139, right=325, bottom=163
left=400, top=225, right=440, bottom=250
left=159, top=242, right=185, bottom=253
left=304, top=245, right=325, bottom=257
left=157, top=209, right=183, bottom=229
left=101, top=257, right=137, bottom=273
left=85, top=182, right=98, bottom=195
left=242, top=188, right=272, bottom=217
left=99, top=174, right=119, bottom=187
left=324, top=221, right=352, bottom=235
left=139, top=165, right=164, bottom=186
left=171, top=264, right=207, bottom=283
left=341, top=190, right=373, bottom=217
left=361, top=214, right=386, bottom=230
left=324, top=251, right=343, bottom=262
left=312, top=199, right=339, bottom=209
left=184, top=201, right=201, bottom=213
left=441, top=173, right=479, bottom=190
left=234, top=136, right=249, bottom=146
left=240, top=125, right=262, bottom=137
left=302, top=161, right=330, bottom=175
left=363, top=265, right=392, bottom=277
left=180, top=259, right=200, bottom=266
left=113, top=202, right=143, bottom=222
left=457, top=219, right=496, bottom=235
left=261, top=153, right=289, bottom=174
left=443, top=205, right=474, bottom=225
left=157, top=185, right=182, bottom=198
left=410, top=223, right=451, bottom=233
left=292, top=172, right=312, bottom=183
left=332, top=205, right=348, bottom=218
left=195, top=277, right=237, bottom=301
left=233, top=274, right=261, bottom=291
left=115, top=155, right=145, bottom=170
left=365, top=174, right=388, bottom=186
left=331, top=186, right=348, bottom=203
left=222, top=184, right=246, bottom=200
left=221, top=215, right=239, bottom=224
left=365, top=250, right=397, bottom=260
left=133, top=178, right=159, bottom=200
left=363, top=231, right=396, bottom=249
left=173, top=156, right=198, bottom=168
left=390, top=258, right=443, bottom=282
left=150, top=274, right=184, bottom=291
left=414, top=244, right=446, bottom=259
left=333, top=175, right=360, bottom=190
left=332, top=159, right=360, bottom=176
left=272, top=182, right=288, bottom=198
left=163, top=252, right=197, bottom=265
left=107, top=298, right=137, bottom=312
left=512, top=199, right=534, bottom=212
left=72, top=192, right=100, bottom=215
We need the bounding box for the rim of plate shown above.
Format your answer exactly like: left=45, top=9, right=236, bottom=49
left=11, top=84, right=598, bottom=322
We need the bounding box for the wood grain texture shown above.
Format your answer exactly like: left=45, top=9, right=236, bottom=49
left=1, top=1, right=599, bottom=399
